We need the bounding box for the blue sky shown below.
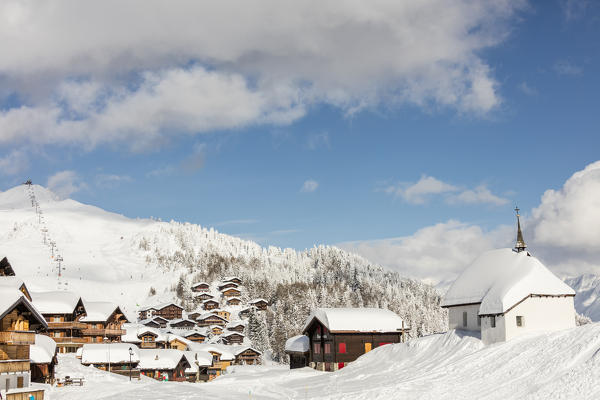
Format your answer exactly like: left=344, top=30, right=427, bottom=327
left=0, top=1, right=598, bottom=281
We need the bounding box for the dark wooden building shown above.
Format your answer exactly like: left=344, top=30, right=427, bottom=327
left=234, top=347, right=261, bottom=365
left=0, top=257, right=15, bottom=276
left=226, top=297, right=242, bottom=306
left=80, top=302, right=128, bottom=344
left=249, top=298, right=269, bottom=311
left=138, top=303, right=183, bottom=321
left=221, top=332, right=244, bottom=345
left=141, top=316, right=168, bottom=329
left=202, top=300, right=219, bottom=311
left=197, top=314, right=228, bottom=328
left=138, top=349, right=190, bottom=382
left=168, top=319, right=197, bottom=330
left=226, top=322, right=245, bottom=333
left=220, top=288, right=241, bottom=298
left=183, top=331, right=207, bottom=343
left=191, top=282, right=210, bottom=292
left=223, top=277, right=242, bottom=285
left=302, top=308, right=408, bottom=372
left=217, top=282, right=238, bottom=291
left=194, top=293, right=214, bottom=301
left=285, top=335, right=310, bottom=369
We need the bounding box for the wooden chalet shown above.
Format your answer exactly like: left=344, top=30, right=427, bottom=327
left=197, top=314, right=228, bottom=328
left=303, top=308, right=409, bottom=372
left=81, top=343, right=140, bottom=378
left=138, top=303, right=183, bottom=321
left=217, top=282, right=238, bottom=291
left=0, top=257, right=15, bottom=276
left=168, top=338, right=188, bottom=351
left=223, top=277, right=242, bottom=285
left=187, top=311, right=203, bottom=321
left=194, top=293, right=214, bottom=301
left=226, top=297, right=242, bottom=306
left=206, top=349, right=234, bottom=380
left=285, top=335, right=310, bottom=369
left=80, top=302, right=128, bottom=344
left=140, top=316, right=168, bottom=329
left=138, top=349, right=190, bottom=382
left=182, top=331, right=207, bottom=343
left=138, top=330, right=160, bottom=349
left=210, top=309, right=231, bottom=321
left=210, top=325, right=224, bottom=335
left=238, top=307, right=253, bottom=319
left=30, top=334, right=58, bottom=384
left=31, top=291, right=88, bottom=353
left=234, top=347, right=262, bottom=365
left=202, top=299, right=219, bottom=311
left=249, top=298, right=269, bottom=311
left=183, top=351, right=212, bottom=382
left=220, top=288, right=241, bottom=298
left=191, top=282, right=210, bottom=293
left=226, top=322, right=245, bottom=334
left=221, top=331, right=244, bottom=345
left=168, top=319, right=196, bottom=330
left=0, top=287, right=48, bottom=396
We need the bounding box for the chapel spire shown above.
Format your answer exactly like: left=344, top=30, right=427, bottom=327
left=514, top=206, right=527, bottom=252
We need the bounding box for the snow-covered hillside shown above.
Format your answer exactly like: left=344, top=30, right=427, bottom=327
left=48, top=323, right=600, bottom=399
left=0, top=184, right=446, bottom=360
left=566, top=274, right=600, bottom=321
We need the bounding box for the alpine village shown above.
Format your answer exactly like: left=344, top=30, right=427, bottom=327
left=0, top=187, right=579, bottom=400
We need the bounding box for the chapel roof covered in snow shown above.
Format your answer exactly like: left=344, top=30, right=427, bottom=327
left=303, top=308, right=405, bottom=333
left=442, top=248, right=576, bottom=315
left=29, top=334, right=57, bottom=364
left=81, top=343, right=140, bottom=364
left=285, top=335, right=310, bottom=353
left=80, top=301, right=125, bottom=322
left=31, top=290, right=83, bottom=314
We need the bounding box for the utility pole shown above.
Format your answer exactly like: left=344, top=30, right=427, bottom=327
left=55, top=255, right=64, bottom=277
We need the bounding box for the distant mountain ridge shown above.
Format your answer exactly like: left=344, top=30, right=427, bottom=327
left=565, top=274, right=600, bottom=321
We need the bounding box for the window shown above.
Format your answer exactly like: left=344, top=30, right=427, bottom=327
left=339, top=343, right=346, bottom=354
left=463, top=311, right=468, bottom=327
left=313, top=343, right=321, bottom=354
left=490, top=316, right=496, bottom=328
left=516, top=316, right=524, bottom=327
left=324, top=343, right=331, bottom=354
left=477, top=316, right=481, bottom=327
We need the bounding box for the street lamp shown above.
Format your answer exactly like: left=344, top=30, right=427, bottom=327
left=128, top=347, right=134, bottom=381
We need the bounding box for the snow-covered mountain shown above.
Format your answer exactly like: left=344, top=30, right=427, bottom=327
left=0, top=184, right=446, bottom=360
left=565, top=274, right=600, bottom=321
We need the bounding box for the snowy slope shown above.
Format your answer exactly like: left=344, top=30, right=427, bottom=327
left=566, top=274, right=600, bottom=321
left=48, top=323, right=600, bottom=399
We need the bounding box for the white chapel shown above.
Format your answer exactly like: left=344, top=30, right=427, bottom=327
left=442, top=208, right=576, bottom=344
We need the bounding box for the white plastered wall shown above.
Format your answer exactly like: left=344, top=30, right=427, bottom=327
left=503, top=296, right=576, bottom=341
left=448, top=304, right=482, bottom=332
left=481, top=314, right=506, bottom=344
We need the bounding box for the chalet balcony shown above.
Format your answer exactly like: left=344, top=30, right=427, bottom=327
left=0, top=330, right=35, bottom=345
left=47, top=321, right=88, bottom=330
left=0, top=359, right=30, bottom=374
left=51, top=337, right=88, bottom=344
left=81, top=328, right=125, bottom=337
left=140, top=342, right=157, bottom=349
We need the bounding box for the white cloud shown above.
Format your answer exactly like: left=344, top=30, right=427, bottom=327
left=447, top=185, right=509, bottom=206
left=301, top=179, right=319, bottom=193
left=0, top=1, right=526, bottom=150
left=340, top=221, right=511, bottom=285
left=518, top=82, right=537, bottom=96
left=0, top=149, right=28, bottom=176
left=553, top=60, right=583, bottom=76
left=345, top=160, right=600, bottom=284
left=560, top=0, right=590, bottom=21
left=94, top=174, right=132, bottom=188
left=386, top=175, right=508, bottom=206
left=47, top=170, right=86, bottom=199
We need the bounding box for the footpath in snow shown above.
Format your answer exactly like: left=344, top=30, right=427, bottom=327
left=46, top=323, right=600, bottom=400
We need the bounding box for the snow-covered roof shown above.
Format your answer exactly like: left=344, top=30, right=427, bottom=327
left=193, top=293, right=213, bottom=298
left=222, top=276, right=241, bottom=282
left=226, top=297, right=242, bottom=302
left=202, top=299, right=219, bottom=304
left=233, top=346, right=262, bottom=356
left=285, top=335, right=310, bottom=353
left=81, top=343, right=140, bottom=364
left=226, top=320, right=247, bottom=328
left=0, top=287, right=47, bottom=327
left=182, top=330, right=207, bottom=338
left=140, top=302, right=183, bottom=312
left=222, top=331, right=245, bottom=338
left=249, top=298, right=268, bottom=304
left=192, top=344, right=234, bottom=360
left=0, top=276, right=25, bottom=290
left=121, top=323, right=143, bottom=343
left=183, top=351, right=213, bottom=373
left=31, top=291, right=82, bottom=314
left=220, top=287, right=240, bottom=293
left=197, top=313, right=227, bottom=322
left=138, top=349, right=188, bottom=370
left=303, top=308, right=405, bottom=333
left=80, top=301, right=122, bottom=322
left=191, top=282, right=210, bottom=287
left=442, top=248, right=576, bottom=314
left=168, top=318, right=196, bottom=325
left=30, top=334, right=57, bottom=364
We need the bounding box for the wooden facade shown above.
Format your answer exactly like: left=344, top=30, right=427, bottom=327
left=202, top=300, right=219, bottom=311
left=168, top=338, right=188, bottom=351
left=140, top=357, right=189, bottom=382
left=0, top=257, right=15, bottom=276
left=169, top=319, right=196, bottom=329
left=183, top=332, right=206, bottom=343
left=223, top=277, right=242, bottom=285
left=210, top=309, right=231, bottom=321
left=194, top=293, right=214, bottom=301
left=197, top=315, right=228, bottom=328
left=304, top=318, right=406, bottom=371
left=210, top=326, right=224, bottom=335
left=250, top=299, right=268, bottom=311
left=227, top=323, right=245, bottom=333
left=41, top=298, right=87, bottom=353
left=82, top=306, right=128, bottom=344
left=138, top=303, right=183, bottom=321
left=221, top=288, right=241, bottom=298
left=217, top=282, right=238, bottom=291
left=139, top=332, right=158, bottom=349
left=191, top=282, right=210, bottom=293
left=234, top=348, right=261, bottom=365
left=226, top=297, right=242, bottom=306
left=222, top=332, right=244, bottom=345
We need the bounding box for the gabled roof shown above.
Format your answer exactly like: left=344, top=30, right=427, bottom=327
left=202, top=299, right=219, bottom=304
left=0, top=257, right=15, bottom=276
left=168, top=318, right=197, bottom=326
left=285, top=335, right=309, bottom=353
left=442, top=248, right=576, bottom=315
left=222, top=276, right=242, bottom=283
left=182, top=330, right=207, bottom=338
left=191, top=282, right=210, bottom=288
left=233, top=346, right=262, bottom=356
left=80, top=301, right=126, bottom=322
left=81, top=343, right=140, bottom=364
left=222, top=331, right=245, bottom=338
left=140, top=302, right=183, bottom=312
left=0, top=288, right=47, bottom=328
left=220, top=287, right=241, bottom=293
left=138, top=349, right=189, bottom=370
left=303, top=308, right=405, bottom=333
left=0, top=276, right=30, bottom=300
left=197, top=313, right=228, bottom=322
left=31, top=291, right=84, bottom=315
left=183, top=351, right=213, bottom=373
left=192, top=344, right=234, bottom=360
left=226, top=320, right=247, bottom=328
left=249, top=298, right=268, bottom=304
